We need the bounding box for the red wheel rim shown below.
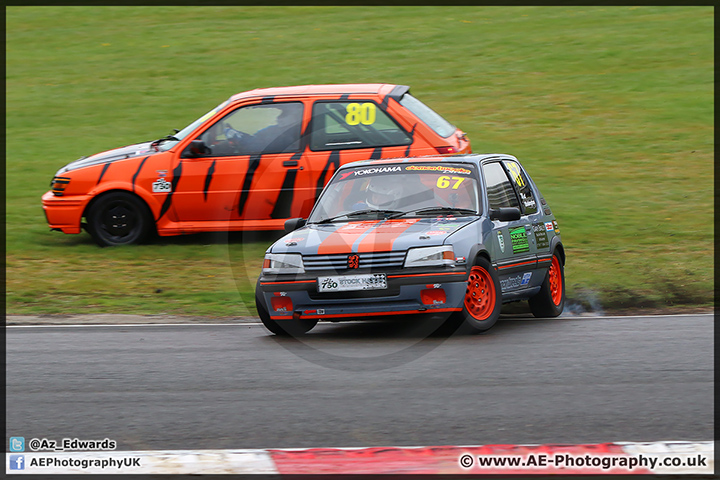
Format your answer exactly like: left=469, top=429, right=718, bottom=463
left=549, top=255, right=563, bottom=306
left=464, top=266, right=496, bottom=320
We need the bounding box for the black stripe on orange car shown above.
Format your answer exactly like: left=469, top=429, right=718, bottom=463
left=237, top=153, right=262, bottom=216
left=270, top=167, right=299, bottom=219
left=314, top=150, right=340, bottom=202
left=158, top=161, right=182, bottom=220
left=96, top=162, right=110, bottom=185
left=203, top=160, right=216, bottom=201
left=131, top=156, right=149, bottom=192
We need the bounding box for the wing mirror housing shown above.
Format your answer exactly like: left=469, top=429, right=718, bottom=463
left=489, top=207, right=521, bottom=222
left=284, top=218, right=306, bottom=232
left=181, top=139, right=210, bottom=158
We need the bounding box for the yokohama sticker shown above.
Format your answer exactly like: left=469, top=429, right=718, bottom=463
left=353, top=166, right=401, bottom=176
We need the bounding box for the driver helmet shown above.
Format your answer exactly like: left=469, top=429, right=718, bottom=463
left=366, top=175, right=403, bottom=209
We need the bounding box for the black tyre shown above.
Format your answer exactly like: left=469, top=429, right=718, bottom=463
left=446, top=256, right=502, bottom=334
left=255, top=279, right=317, bottom=336
left=529, top=251, right=565, bottom=317
left=86, top=192, right=152, bottom=247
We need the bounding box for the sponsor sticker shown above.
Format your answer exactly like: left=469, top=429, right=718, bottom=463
left=545, top=222, right=554, bottom=231
left=521, top=272, right=532, bottom=285
left=532, top=223, right=550, bottom=249
left=497, top=231, right=506, bottom=253
left=405, top=165, right=472, bottom=175
left=509, top=226, right=530, bottom=254
left=553, top=219, right=560, bottom=234
left=317, top=274, right=387, bottom=292
left=152, top=178, right=172, bottom=193
left=353, top=166, right=402, bottom=176
left=500, top=275, right=523, bottom=292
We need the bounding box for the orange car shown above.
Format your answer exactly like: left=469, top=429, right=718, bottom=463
left=42, top=84, right=471, bottom=246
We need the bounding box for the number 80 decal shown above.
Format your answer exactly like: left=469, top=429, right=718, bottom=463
left=345, top=103, right=376, bottom=126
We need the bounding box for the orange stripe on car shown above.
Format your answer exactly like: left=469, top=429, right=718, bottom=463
left=386, top=272, right=466, bottom=279
left=317, top=220, right=380, bottom=254
left=260, top=280, right=316, bottom=286
left=497, top=260, right=537, bottom=269
left=357, top=218, right=420, bottom=253
left=271, top=307, right=463, bottom=320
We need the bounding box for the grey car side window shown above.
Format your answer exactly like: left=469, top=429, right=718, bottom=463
left=482, top=162, right=520, bottom=209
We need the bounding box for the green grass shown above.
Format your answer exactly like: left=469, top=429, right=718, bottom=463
left=6, top=6, right=713, bottom=316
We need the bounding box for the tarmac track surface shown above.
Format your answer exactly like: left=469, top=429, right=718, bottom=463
left=5, top=313, right=714, bottom=452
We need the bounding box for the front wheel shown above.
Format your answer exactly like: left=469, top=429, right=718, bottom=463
left=446, top=257, right=502, bottom=334
left=255, top=279, right=317, bottom=336
left=86, top=192, right=152, bottom=247
left=529, top=252, right=565, bottom=317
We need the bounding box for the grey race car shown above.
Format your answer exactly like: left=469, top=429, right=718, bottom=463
left=255, top=154, right=565, bottom=335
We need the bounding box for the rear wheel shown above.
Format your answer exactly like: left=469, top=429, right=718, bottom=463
left=529, top=252, right=565, bottom=317
left=446, top=257, right=502, bottom=334
left=86, top=192, right=152, bottom=247
left=255, top=279, right=317, bottom=336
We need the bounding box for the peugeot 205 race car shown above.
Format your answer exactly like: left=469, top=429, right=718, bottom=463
left=41, top=84, right=470, bottom=246
left=255, top=154, right=565, bottom=335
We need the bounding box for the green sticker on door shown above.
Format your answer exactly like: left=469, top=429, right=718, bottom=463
left=509, top=226, right=530, bottom=254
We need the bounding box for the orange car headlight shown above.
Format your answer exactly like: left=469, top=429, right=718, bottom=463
left=51, top=177, right=71, bottom=196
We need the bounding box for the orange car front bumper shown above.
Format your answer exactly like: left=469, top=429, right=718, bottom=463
left=41, top=191, right=89, bottom=234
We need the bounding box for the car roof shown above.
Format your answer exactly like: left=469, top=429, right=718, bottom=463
left=339, top=154, right=519, bottom=169
left=229, top=83, right=401, bottom=102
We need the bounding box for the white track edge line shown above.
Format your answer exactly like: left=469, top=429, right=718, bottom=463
left=5, top=312, right=714, bottom=328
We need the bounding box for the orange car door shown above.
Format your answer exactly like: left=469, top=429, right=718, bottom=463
left=171, top=102, right=311, bottom=223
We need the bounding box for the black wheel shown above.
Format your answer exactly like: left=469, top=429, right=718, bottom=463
left=255, top=278, right=317, bottom=336
left=86, top=192, right=152, bottom=247
left=529, top=251, right=565, bottom=317
left=445, top=256, right=502, bottom=334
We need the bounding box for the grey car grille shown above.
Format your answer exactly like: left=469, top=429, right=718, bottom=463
left=303, top=251, right=406, bottom=271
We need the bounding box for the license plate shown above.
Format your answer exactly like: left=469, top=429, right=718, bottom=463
left=317, top=274, right=387, bottom=292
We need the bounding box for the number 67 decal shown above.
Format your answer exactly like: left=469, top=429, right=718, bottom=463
left=436, top=176, right=465, bottom=189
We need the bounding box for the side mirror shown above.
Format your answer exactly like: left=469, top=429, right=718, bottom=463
left=284, top=218, right=306, bottom=232
left=181, top=139, right=209, bottom=158
left=489, top=207, right=521, bottom=222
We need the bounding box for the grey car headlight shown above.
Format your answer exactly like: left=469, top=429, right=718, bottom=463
left=262, top=253, right=305, bottom=274
left=404, top=246, right=455, bottom=268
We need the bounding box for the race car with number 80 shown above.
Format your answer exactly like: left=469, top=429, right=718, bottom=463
left=42, top=84, right=470, bottom=246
